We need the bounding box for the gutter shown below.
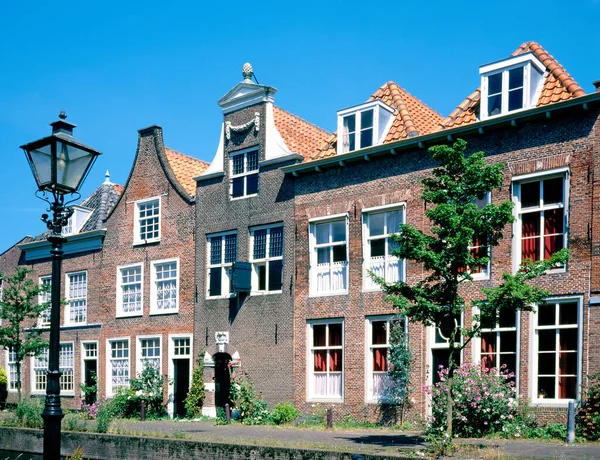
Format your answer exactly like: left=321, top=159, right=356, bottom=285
left=282, top=92, right=600, bottom=176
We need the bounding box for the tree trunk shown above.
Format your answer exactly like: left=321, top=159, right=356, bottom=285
left=446, top=328, right=457, bottom=438
left=16, top=361, right=21, bottom=404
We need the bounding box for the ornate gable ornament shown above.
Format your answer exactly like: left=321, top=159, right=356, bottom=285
left=225, top=112, right=260, bottom=140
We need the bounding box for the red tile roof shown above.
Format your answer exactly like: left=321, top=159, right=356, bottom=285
left=439, top=41, right=585, bottom=129
left=273, top=106, right=331, bottom=159
left=164, top=147, right=210, bottom=197
left=313, top=81, right=443, bottom=159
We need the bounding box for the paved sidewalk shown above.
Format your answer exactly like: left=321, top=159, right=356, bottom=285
left=114, top=419, right=600, bottom=458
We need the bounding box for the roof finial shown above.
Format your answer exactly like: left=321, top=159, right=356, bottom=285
left=104, top=170, right=111, bottom=184
left=59, top=110, right=67, bottom=120
left=242, top=63, right=254, bottom=83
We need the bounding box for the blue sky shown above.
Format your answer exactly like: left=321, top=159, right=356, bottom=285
left=1, top=0, right=599, bottom=251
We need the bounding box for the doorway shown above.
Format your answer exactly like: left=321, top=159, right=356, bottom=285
left=82, top=342, right=98, bottom=404
left=214, top=353, right=232, bottom=408
left=173, top=359, right=190, bottom=417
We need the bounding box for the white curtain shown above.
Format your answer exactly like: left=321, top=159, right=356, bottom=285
left=316, top=262, right=347, bottom=292
left=314, top=373, right=342, bottom=398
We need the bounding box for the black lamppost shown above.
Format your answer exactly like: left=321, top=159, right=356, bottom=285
left=21, top=112, right=101, bottom=460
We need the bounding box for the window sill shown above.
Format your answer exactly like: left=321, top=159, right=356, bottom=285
left=149, top=309, right=179, bottom=316
left=63, top=322, right=87, bottom=327
left=309, top=291, right=348, bottom=298
left=307, top=397, right=344, bottom=403
left=133, top=239, right=161, bottom=247
left=116, top=312, right=143, bottom=319
left=230, top=194, right=258, bottom=201
left=362, top=287, right=383, bottom=293
left=206, top=295, right=236, bottom=300
left=250, top=290, right=283, bottom=296
left=530, top=399, right=576, bottom=408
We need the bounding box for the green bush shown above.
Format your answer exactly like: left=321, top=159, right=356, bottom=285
left=215, top=407, right=228, bottom=425
left=545, top=423, right=567, bottom=440
left=15, top=397, right=43, bottom=429
left=229, top=366, right=270, bottom=425
left=271, top=402, right=299, bottom=425
left=63, top=413, right=88, bottom=432
left=577, top=372, right=600, bottom=440
left=185, top=353, right=205, bottom=418
left=0, top=367, right=8, bottom=385
left=426, top=362, right=517, bottom=438
left=96, top=402, right=112, bottom=433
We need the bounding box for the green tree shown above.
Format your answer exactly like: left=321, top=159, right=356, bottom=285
left=0, top=266, right=49, bottom=402
left=375, top=139, right=568, bottom=437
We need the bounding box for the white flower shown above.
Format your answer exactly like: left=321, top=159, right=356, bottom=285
left=135, top=390, right=143, bottom=397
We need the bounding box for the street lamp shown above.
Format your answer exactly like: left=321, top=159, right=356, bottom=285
left=21, top=112, right=101, bottom=460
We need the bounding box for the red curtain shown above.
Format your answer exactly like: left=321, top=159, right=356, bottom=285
left=522, top=212, right=540, bottom=261
left=544, top=209, right=564, bottom=259
left=373, top=348, right=387, bottom=372
left=314, top=350, right=326, bottom=372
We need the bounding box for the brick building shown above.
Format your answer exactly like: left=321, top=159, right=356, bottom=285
left=284, top=42, right=600, bottom=423
left=193, top=65, right=330, bottom=416
left=96, top=125, right=207, bottom=417
left=0, top=170, right=123, bottom=409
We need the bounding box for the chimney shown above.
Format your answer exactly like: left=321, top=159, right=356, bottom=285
left=593, top=80, right=600, bottom=93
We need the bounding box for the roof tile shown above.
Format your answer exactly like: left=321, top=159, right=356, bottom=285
left=273, top=106, right=331, bottom=159
left=439, top=41, right=585, bottom=129
left=313, top=81, right=442, bottom=159
left=164, top=147, right=209, bottom=197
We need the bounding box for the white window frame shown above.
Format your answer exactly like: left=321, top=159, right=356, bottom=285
left=362, top=204, right=406, bottom=291
left=150, top=258, right=179, bottom=315
left=427, top=313, right=464, bottom=386
left=65, top=271, right=87, bottom=325
left=116, top=263, right=144, bottom=318
left=37, top=275, right=52, bottom=328
left=136, top=335, right=162, bottom=375
left=80, top=341, right=99, bottom=394
left=31, top=348, right=48, bottom=394
left=336, top=100, right=394, bottom=154
left=206, top=231, right=237, bottom=299
left=512, top=168, right=569, bottom=274
left=250, top=224, right=284, bottom=295
left=133, top=196, right=161, bottom=245
left=30, top=342, right=75, bottom=395
left=309, top=214, right=349, bottom=297
left=167, top=333, right=193, bottom=418
left=61, top=206, right=93, bottom=236
left=307, top=319, right=344, bottom=402
left=462, top=192, right=492, bottom=280
left=530, top=296, right=582, bottom=406
left=472, top=306, right=520, bottom=392
left=230, top=148, right=259, bottom=200
left=6, top=348, right=17, bottom=392
left=479, top=54, right=546, bottom=120
left=106, top=337, right=130, bottom=397
left=365, top=315, right=407, bottom=403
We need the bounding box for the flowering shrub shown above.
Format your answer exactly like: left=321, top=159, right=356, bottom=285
left=577, top=372, right=600, bottom=440
left=80, top=398, right=103, bottom=419
left=425, top=362, right=517, bottom=437
left=229, top=365, right=271, bottom=425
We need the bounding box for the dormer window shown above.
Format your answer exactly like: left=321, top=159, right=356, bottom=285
left=337, top=101, right=394, bottom=154
left=480, top=52, right=545, bottom=120
left=62, top=206, right=93, bottom=236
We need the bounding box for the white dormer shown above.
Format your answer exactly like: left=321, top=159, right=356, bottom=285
left=337, top=100, right=394, bottom=154
left=479, top=52, right=546, bottom=120
left=62, top=205, right=93, bottom=236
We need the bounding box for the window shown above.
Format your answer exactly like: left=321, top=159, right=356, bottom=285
left=534, top=298, right=581, bottom=402
left=309, top=217, right=348, bottom=295
left=514, top=172, right=567, bottom=269
left=134, top=198, right=161, bottom=244
left=108, top=339, right=130, bottom=395
left=66, top=272, right=87, bottom=325
left=366, top=316, right=406, bottom=401
left=38, top=275, right=51, bottom=328
left=458, top=193, right=491, bottom=279
left=150, top=259, right=178, bottom=314
left=207, top=232, right=237, bottom=298
left=479, top=54, right=545, bottom=120
left=61, top=206, right=92, bottom=236
left=173, top=337, right=191, bottom=357
left=363, top=206, right=404, bottom=290
left=117, top=264, right=143, bottom=317
left=0, top=277, right=3, bottom=302
left=32, top=344, right=74, bottom=393
left=138, top=337, right=161, bottom=372
left=7, top=348, right=17, bottom=391
left=479, top=307, right=518, bottom=384
left=83, top=342, right=98, bottom=359
left=230, top=149, right=259, bottom=199
left=250, top=225, right=283, bottom=293
left=309, top=321, right=343, bottom=400
left=337, top=101, right=394, bottom=154
left=429, top=313, right=463, bottom=384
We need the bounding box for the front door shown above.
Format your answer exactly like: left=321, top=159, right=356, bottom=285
left=173, top=359, right=190, bottom=417
left=83, top=360, right=97, bottom=404
left=214, top=353, right=231, bottom=408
